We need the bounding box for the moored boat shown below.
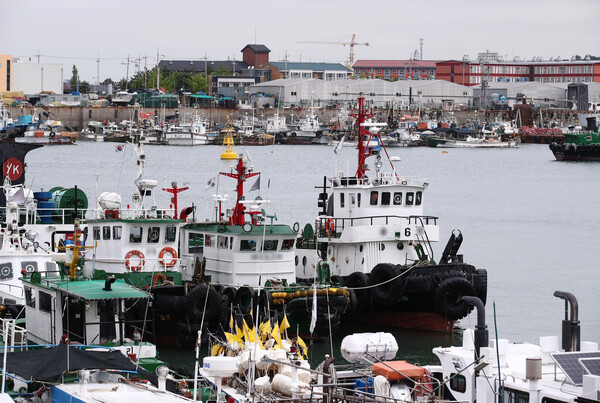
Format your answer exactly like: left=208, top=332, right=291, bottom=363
left=550, top=117, right=600, bottom=161
left=295, top=93, right=487, bottom=332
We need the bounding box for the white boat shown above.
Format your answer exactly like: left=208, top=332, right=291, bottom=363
left=165, top=124, right=209, bottom=146
left=111, top=91, right=137, bottom=106
left=284, top=106, right=327, bottom=144
left=428, top=292, right=600, bottom=403
left=265, top=112, right=288, bottom=134
left=436, top=135, right=519, bottom=148
left=295, top=93, right=487, bottom=332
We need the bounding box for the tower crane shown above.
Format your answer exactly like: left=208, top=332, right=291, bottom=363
left=298, top=34, right=369, bottom=66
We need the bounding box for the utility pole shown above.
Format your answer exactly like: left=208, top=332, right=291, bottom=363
left=156, top=49, right=160, bottom=91
left=283, top=51, right=289, bottom=79
left=419, top=38, right=424, bottom=60
left=37, top=50, right=40, bottom=63
left=96, top=55, right=100, bottom=86
left=121, top=55, right=130, bottom=91
left=143, top=53, right=148, bottom=89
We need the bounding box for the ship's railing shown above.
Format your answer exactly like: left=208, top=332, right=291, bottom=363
left=0, top=317, right=27, bottom=349
left=5, top=206, right=178, bottom=226
left=91, top=257, right=180, bottom=272
left=314, top=215, right=438, bottom=239
left=333, top=175, right=429, bottom=188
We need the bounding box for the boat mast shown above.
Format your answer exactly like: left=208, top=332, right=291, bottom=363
left=220, top=156, right=259, bottom=225
left=350, top=93, right=375, bottom=178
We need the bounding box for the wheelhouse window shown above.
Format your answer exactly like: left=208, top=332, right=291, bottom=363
left=188, top=233, right=203, bottom=253
left=165, top=226, right=177, bottom=243
left=217, top=235, right=229, bottom=249
left=370, top=191, right=378, bottom=205
left=205, top=234, right=215, bottom=248
left=504, top=387, right=529, bottom=403
left=147, top=227, right=160, bottom=243
left=240, top=239, right=257, bottom=251
left=113, top=226, right=122, bottom=240
left=406, top=192, right=414, bottom=206
left=93, top=226, right=101, bottom=240
left=129, top=226, right=143, bottom=243
left=102, top=226, right=111, bottom=240
left=25, top=287, right=35, bottom=308
left=281, top=239, right=295, bottom=250
left=263, top=239, right=278, bottom=251
left=416, top=191, right=422, bottom=205
left=393, top=192, right=403, bottom=205
left=381, top=192, right=391, bottom=206
left=340, top=193, right=345, bottom=208
left=357, top=193, right=361, bottom=207
left=449, top=373, right=466, bottom=393
left=39, top=291, right=52, bottom=313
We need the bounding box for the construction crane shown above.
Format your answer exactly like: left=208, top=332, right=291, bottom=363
left=298, top=34, right=369, bottom=66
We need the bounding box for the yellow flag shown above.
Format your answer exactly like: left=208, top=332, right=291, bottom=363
left=243, top=319, right=251, bottom=341
left=260, top=319, right=272, bottom=335
left=211, top=344, right=223, bottom=356
left=224, top=332, right=242, bottom=346
left=297, top=337, right=308, bottom=358
left=236, top=324, right=244, bottom=341
left=271, top=320, right=282, bottom=347
left=280, top=314, right=290, bottom=334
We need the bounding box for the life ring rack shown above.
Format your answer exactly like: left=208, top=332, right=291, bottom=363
left=159, top=246, right=178, bottom=269
left=124, top=250, right=145, bottom=271
left=325, top=218, right=335, bottom=236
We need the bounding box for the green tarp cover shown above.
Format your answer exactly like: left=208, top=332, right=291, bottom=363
left=55, top=279, right=150, bottom=301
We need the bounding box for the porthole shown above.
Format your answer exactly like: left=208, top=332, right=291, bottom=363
left=359, top=245, right=363, bottom=252
left=380, top=244, right=385, bottom=251
left=397, top=243, right=404, bottom=250
left=302, top=256, right=307, bottom=267
left=295, top=256, right=299, bottom=266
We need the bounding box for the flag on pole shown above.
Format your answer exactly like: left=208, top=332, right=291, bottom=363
left=204, top=177, right=216, bottom=190
left=115, top=144, right=125, bottom=153
left=250, top=176, right=260, bottom=192
left=280, top=314, right=290, bottom=334
left=271, top=321, right=282, bottom=347
left=309, top=283, right=318, bottom=334
left=333, top=135, right=345, bottom=154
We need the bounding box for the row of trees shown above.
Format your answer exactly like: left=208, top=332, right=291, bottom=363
left=70, top=64, right=235, bottom=94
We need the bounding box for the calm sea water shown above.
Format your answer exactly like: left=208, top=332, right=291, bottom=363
left=24, top=141, right=600, bottom=367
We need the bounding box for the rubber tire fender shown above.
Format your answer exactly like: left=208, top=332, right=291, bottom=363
left=233, top=286, right=256, bottom=316
left=433, top=277, right=477, bottom=320
left=344, top=271, right=369, bottom=309
left=368, top=263, right=401, bottom=306
left=185, top=284, right=221, bottom=322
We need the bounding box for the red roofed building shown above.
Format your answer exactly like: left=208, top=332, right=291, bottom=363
left=353, top=60, right=440, bottom=80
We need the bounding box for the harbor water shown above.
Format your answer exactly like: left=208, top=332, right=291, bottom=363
left=24, top=142, right=600, bottom=368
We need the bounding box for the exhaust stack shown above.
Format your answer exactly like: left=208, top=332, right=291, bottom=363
left=462, top=296, right=488, bottom=360
left=553, top=291, right=580, bottom=352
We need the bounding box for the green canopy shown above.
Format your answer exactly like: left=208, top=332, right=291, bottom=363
left=55, top=279, right=150, bottom=301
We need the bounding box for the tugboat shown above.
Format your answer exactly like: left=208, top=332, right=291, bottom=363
left=179, top=153, right=350, bottom=340
left=295, top=93, right=487, bottom=332
left=550, top=117, right=600, bottom=161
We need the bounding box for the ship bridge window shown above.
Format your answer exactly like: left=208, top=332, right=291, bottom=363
left=282, top=239, right=295, bottom=250
left=503, top=387, right=529, bottom=403
left=25, top=286, right=35, bottom=308
left=340, top=193, right=345, bottom=208
left=381, top=192, right=391, bottom=206
left=449, top=373, right=466, bottom=393
left=188, top=233, right=203, bottom=253
left=93, top=226, right=101, bottom=240
left=406, top=192, right=414, bottom=206
left=205, top=235, right=215, bottom=248
left=147, top=227, right=160, bottom=243
left=393, top=192, right=402, bottom=205
left=39, top=291, right=52, bottom=314
left=541, top=398, right=568, bottom=403
left=218, top=235, right=229, bottom=249
left=263, top=239, right=278, bottom=251
left=240, top=239, right=257, bottom=251
left=113, top=226, right=122, bottom=240
left=357, top=193, right=361, bottom=207
left=165, top=226, right=177, bottom=243
left=129, top=226, right=143, bottom=243
left=370, top=191, right=378, bottom=205
left=102, top=226, right=111, bottom=240
left=416, top=191, right=422, bottom=205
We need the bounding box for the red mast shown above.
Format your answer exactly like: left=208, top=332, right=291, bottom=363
left=220, top=156, right=259, bottom=225
left=162, top=183, right=189, bottom=218
left=350, top=93, right=376, bottom=179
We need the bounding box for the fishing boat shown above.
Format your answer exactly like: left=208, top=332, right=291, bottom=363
left=295, top=93, right=487, bottom=332
left=427, top=291, right=600, bottom=403
left=111, top=91, right=137, bottom=107
left=549, top=117, right=600, bottom=161
left=178, top=153, right=349, bottom=340
left=282, top=106, right=326, bottom=145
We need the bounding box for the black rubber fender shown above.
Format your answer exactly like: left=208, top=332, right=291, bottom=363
left=330, top=275, right=345, bottom=287
left=185, top=284, right=221, bottom=322
left=344, top=271, right=369, bottom=309
left=368, top=263, right=401, bottom=306
left=233, top=286, right=256, bottom=315
left=212, top=294, right=230, bottom=330
left=433, top=277, right=477, bottom=320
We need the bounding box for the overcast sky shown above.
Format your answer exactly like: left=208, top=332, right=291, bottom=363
left=3, top=0, right=599, bottom=83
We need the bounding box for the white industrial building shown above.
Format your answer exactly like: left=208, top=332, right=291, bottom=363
left=11, top=61, right=64, bottom=94
left=248, top=78, right=473, bottom=109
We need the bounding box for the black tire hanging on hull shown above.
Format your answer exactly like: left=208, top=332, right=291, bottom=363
left=368, top=263, right=402, bottom=306
left=433, top=277, right=477, bottom=320
left=185, top=284, right=221, bottom=322
left=344, top=271, right=369, bottom=309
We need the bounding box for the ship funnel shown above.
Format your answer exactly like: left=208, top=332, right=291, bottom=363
left=553, top=291, right=580, bottom=352
left=461, top=296, right=488, bottom=360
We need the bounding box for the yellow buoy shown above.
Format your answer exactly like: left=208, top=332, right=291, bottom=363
left=220, top=116, right=238, bottom=160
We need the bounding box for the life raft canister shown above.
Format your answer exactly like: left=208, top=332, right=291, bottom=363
left=159, top=246, right=178, bottom=268
left=125, top=250, right=145, bottom=271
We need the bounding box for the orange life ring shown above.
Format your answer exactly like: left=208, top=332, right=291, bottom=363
left=325, top=218, right=335, bottom=235
left=124, top=250, right=145, bottom=271
left=159, top=246, right=178, bottom=268
left=153, top=272, right=167, bottom=286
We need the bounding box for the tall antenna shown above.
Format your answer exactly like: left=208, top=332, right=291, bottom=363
left=419, top=38, right=424, bottom=60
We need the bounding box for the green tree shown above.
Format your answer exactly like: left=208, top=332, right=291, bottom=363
left=213, top=65, right=232, bottom=76
left=79, top=81, right=90, bottom=93
left=101, top=78, right=115, bottom=86
left=189, top=72, right=208, bottom=93
left=70, top=65, right=79, bottom=91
